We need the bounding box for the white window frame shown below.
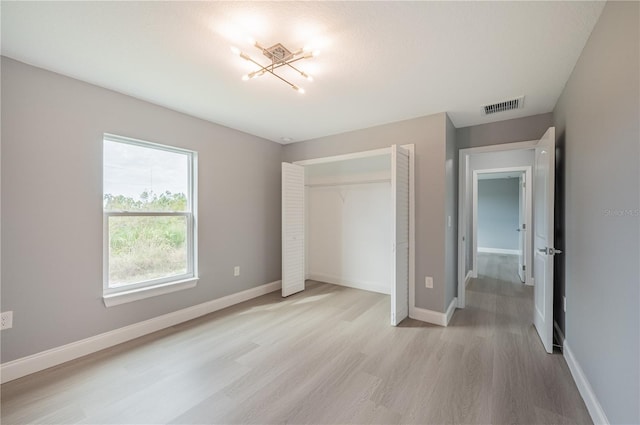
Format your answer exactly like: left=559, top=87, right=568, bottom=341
left=102, top=134, right=198, bottom=307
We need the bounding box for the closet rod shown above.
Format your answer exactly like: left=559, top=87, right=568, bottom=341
left=305, top=178, right=391, bottom=188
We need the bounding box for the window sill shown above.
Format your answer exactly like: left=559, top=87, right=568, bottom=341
left=103, top=277, right=199, bottom=307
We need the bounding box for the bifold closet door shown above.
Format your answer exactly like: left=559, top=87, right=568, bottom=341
left=281, top=163, right=305, bottom=297
left=391, top=145, right=410, bottom=325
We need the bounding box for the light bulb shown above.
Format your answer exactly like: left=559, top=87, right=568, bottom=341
left=312, top=50, right=320, bottom=57
left=247, top=36, right=256, bottom=46
left=292, top=85, right=305, bottom=94
left=230, top=46, right=241, bottom=56
left=242, top=75, right=250, bottom=81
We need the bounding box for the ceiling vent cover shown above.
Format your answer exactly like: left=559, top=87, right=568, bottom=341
left=482, top=96, right=525, bottom=115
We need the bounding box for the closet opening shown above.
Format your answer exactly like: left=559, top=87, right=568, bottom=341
left=282, top=145, right=414, bottom=326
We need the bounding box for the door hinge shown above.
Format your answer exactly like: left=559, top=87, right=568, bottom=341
left=522, top=265, right=526, bottom=271
left=522, top=223, right=526, bottom=230
left=538, top=247, right=563, bottom=255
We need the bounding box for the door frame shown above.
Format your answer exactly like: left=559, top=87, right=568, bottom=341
left=471, top=166, right=533, bottom=285
left=293, top=144, right=415, bottom=321
left=457, top=140, right=537, bottom=308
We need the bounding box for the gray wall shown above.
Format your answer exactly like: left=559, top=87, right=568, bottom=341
left=553, top=2, right=639, bottom=424
left=283, top=113, right=452, bottom=313
left=477, top=179, right=519, bottom=251
left=457, top=113, right=553, bottom=149
left=1, top=58, right=283, bottom=362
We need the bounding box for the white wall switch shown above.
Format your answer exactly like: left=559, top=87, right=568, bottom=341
left=448, top=215, right=452, bottom=228
left=234, top=266, right=240, bottom=277
left=1, top=311, right=13, bottom=330
left=563, top=296, right=567, bottom=312
left=425, top=276, right=433, bottom=289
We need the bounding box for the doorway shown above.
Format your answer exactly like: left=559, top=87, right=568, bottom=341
left=457, top=127, right=558, bottom=353
left=472, top=167, right=532, bottom=285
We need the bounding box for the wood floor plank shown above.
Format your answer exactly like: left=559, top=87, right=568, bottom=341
left=1, top=254, right=592, bottom=424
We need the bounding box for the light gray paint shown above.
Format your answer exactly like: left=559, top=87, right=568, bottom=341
left=465, top=149, right=534, bottom=274
left=553, top=2, right=639, bottom=423
left=457, top=113, right=553, bottom=149
left=444, top=115, right=457, bottom=309
left=0, top=58, right=283, bottom=362
left=283, top=113, right=450, bottom=313
left=478, top=179, right=520, bottom=251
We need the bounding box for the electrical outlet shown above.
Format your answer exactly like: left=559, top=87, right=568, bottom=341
left=563, top=296, right=567, bottom=313
left=1, top=311, right=13, bottom=330
left=425, top=276, right=433, bottom=289
left=234, top=266, right=240, bottom=277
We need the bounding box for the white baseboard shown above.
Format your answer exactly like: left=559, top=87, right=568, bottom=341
left=563, top=340, right=610, bottom=425
left=0, top=280, right=282, bottom=384
left=465, top=270, right=473, bottom=288
left=410, top=297, right=457, bottom=327
left=478, top=247, right=520, bottom=255
left=307, top=272, right=390, bottom=295
left=553, top=320, right=565, bottom=346
left=445, top=297, right=457, bottom=325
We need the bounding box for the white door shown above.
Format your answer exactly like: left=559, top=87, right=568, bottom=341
left=533, top=127, right=557, bottom=353
left=518, top=173, right=526, bottom=283
left=391, top=145, right=410, bottom=326
left=282, top=163, right=305, bottom=297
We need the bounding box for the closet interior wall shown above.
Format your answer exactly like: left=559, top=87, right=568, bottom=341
left=304, top=154, right=393, bottom=294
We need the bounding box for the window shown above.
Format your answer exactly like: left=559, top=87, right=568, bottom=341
left=103, top=134, right=197, bottom=305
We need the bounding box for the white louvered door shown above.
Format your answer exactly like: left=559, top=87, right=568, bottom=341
left=391, top=145, right=410, bottom=325
left=282, top=163, right=305, bottom=297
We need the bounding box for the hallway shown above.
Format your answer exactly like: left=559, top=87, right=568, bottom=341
left=456, top=253, right=591, bottom=424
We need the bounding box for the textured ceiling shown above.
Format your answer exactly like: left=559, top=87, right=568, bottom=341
left=1, top=1, right=605, bottom=143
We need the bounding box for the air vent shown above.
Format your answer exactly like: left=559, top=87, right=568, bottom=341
left=481, top=96, right=525, bottom=115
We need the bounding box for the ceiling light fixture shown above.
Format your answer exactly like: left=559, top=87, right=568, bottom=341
left=231, top=40, right=318, bottom=94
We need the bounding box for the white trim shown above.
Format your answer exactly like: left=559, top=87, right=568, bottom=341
left=402, top=144, right=416, bottom=324
left=460, top=271, right=473, bottom=301
left=307, top=273, right=390, bottom=295
left=459, top=139, right=538, bottom=156
left=457, top=151, right=469, bottom=308
left=466, top=270, right=473, bottom=284
left=410, top=306, right=447, bottom=326
left=553, top=320, right=565, bottom=346
left=457, top=142, right=536, bottom=309
left=472, top=166, right=532, bottom=281
left=564, top=340, right=610, bottom=425
left=1, top=280, right=281, bottom=384
left=103, top=277, right=198, bottom=307
left=410, top=297, right=457, bottom=327
left=477, top=247, right=520, bottom=255
left=445, top=297, right=458, bottom=325
left=293, top=147, right=391, bottom=166
left=103, top=134, right=198, bottom=298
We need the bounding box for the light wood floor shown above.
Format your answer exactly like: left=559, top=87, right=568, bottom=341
left=1, top=254, right=591, bottom=424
